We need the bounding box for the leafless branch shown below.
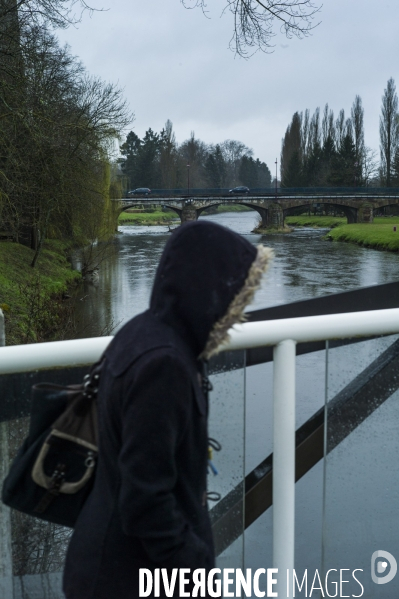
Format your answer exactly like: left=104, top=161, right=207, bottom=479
left=182, top=0, right=321, bottom=56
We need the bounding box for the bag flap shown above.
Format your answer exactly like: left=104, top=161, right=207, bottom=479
left=51, top=394, right=98, bottom=449
left=28, top=385, right=78, bottom=446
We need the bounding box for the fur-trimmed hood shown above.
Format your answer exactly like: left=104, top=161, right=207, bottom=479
left=150, top=221, right=273, bottom=358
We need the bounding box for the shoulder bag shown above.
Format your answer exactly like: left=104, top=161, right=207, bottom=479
left=1, top=360, right=103, bottom=528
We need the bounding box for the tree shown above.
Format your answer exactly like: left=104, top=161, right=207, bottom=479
left=256, top=159, right=272, bottom=187
left=281, top=111, right=302, bottom=186
left=351, top=95, right=364, bottom=165
left=205, top=145, right=226, bottom=188
left=185, top=0, right=320, bottom=57
left=159, top=120, right=179, bottom=189
left=330, top=133, right=358, bottom=187
left=0, top=22, right=130, bottom=265
left=179, top=132, right=208, bottom=188
left=362, top=146, right=379, bottom=186
left=120, top=131, right=141, bottom=189
left=239, top=155, right=258, bottom=187
left=282, top=151, right=302, bottom=187
left=134, top=128, right=160, bottom=188
left=335, top=109, right=346, bottom=150
left=220, top=139, right=252, bottom=185
left=380, top=78, right=399, bottom=187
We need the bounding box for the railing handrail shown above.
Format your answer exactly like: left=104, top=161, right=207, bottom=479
left=2, top=306, right=399, bottom=596
left=1, top=308, right=399, bottom=375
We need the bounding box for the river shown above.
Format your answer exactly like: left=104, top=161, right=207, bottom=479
left=72, top=212, right=399, bottom=595
left=72, top=211, right=399, bottom=338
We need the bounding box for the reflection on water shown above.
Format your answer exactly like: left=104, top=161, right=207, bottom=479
left=72, top=212, right=399, bottom=338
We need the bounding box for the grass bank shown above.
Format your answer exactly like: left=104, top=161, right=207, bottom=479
left=0, top=240, right=81, bottom=345
left=118, top=210, right=178, bottom=225
left=326, top=223, right=399, bottom=252
left=285, top=216, right=346, bottom=228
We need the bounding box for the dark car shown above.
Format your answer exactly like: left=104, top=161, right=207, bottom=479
left=127, top=188, right=151, bottom=196
left=229, top=186, right=250, bottom=194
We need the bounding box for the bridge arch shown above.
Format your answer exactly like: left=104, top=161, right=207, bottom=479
left=284, top=202, right=358, bottom=224
left=196, top=201, right=265, bottom=218
left=373, top=200, right=399, bottom=215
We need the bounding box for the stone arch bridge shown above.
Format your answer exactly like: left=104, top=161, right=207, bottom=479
left=114, top=190, right=399, bottom=229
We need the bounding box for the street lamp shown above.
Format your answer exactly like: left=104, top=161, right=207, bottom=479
left=187, top=164, right=190, bottom=196
left=275, top=158, right=278, bottom=199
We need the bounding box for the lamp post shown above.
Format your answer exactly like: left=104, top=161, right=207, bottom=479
left=275, top=158, right=278, bottom=200
left=187, top=163, right=190, bottom=196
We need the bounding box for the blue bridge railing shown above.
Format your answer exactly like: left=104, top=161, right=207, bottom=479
left=124, top=186, right=399, bottom=197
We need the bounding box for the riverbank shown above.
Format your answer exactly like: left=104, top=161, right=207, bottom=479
left=118, top=211, right=178, bottom=225
left=0, top=240, right=81, bottom=345
left=284, top=215, right=399, bottom=252
left=285, top=216, right=346, bottom=228
left=326, top=223, right=399, bottom=252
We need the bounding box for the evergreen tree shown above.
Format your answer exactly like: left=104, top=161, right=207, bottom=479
left=281, top=112, right=302, bottom=186
left=159, top=120, right=178, bottom=189
left=256, top=159, right=272, bottom=187
left=239, top=155, right=258, bottom=187
left=134, top=128, right=160, bottom=188
left=330, top=133, right=358, bottom=186
left=283, top=151, right=303, bottom=187
left=205, top=145, right=226, bottom=188
left=119, top=131, right=141, bottom=189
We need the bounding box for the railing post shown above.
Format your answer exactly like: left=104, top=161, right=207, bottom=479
left=0, top=309, right=13, bottom=597
left=0, top=308, right=4, bottom=348
left=273, top=339, right=296, bottom=598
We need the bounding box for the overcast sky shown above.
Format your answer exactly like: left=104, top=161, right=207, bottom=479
left=58, top=0, right=399, bottom=173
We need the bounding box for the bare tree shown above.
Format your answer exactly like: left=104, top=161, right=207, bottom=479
left=0, top=22, right=131, bottom=265
left=220, top=139, right=252, bottom=184
left=178, top=132, right=209, bottom=187
left=351, top=95, right=364, bottom=162
left=380, top=77, right=399, bottom=187
left=362, top=146, right=378, bottom=186
left=335, top=109, right=346, bottom=149
left=300, top=108, right=310, bottom=156
left=308, top=107, right=321, bottom=151
left=183, top=0, right=320, bottom=56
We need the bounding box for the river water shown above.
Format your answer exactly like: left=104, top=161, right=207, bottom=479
left=72, top=212, right=399, bottom=594
left=73, top=211, right=399, bottom=337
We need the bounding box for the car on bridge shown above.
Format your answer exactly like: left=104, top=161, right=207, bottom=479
left=127, top=188, right=152, bottom=196
left=229, top=186, right=250, bottom=194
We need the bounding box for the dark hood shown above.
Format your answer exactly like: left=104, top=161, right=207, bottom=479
left=150, top=220, right=272, bottom=358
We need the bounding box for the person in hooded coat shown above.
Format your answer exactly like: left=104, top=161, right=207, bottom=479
left=63, top=220, right=272, bottom=599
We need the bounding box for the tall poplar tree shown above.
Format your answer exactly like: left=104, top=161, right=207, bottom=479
left=380, top=78, right=399, bottom=187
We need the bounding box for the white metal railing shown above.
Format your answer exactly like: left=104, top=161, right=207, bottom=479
left=1, top=307, right=399, bottom=596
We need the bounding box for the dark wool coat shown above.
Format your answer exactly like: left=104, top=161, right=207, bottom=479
left=63, top=221, right=259, bottom=599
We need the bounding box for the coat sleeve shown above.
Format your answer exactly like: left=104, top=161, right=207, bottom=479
left=117, top=350, right=209, bottom=568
